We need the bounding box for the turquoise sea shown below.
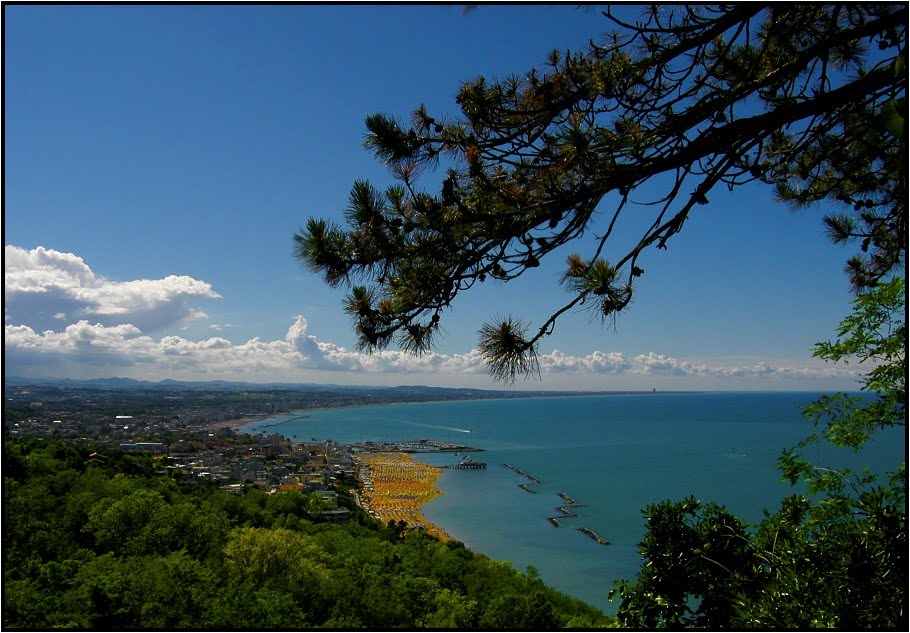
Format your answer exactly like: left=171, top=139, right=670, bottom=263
left=241, top=392, right=904, bottom=613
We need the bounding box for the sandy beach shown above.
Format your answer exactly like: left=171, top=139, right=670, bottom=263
left=205, top=417, right=254, bottom=431
left=355, top=452, right=450, bottom=541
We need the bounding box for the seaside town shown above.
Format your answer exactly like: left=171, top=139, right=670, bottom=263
left=4, top=381, right=633, bottom=545
left=3, top=383, right=487, bottom=534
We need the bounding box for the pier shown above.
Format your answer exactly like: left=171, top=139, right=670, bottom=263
left=556, top=491, right=575, bottom=504
left=447, top=455, right=487, bottom=469
left=503, top=463, right=542, bottom=484
left=518, top=483, right=537, bottom=494
left=577, top=527, right=610, bottom=545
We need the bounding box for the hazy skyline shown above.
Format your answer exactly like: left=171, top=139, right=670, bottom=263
left=5, top=5, right=864, bottom=390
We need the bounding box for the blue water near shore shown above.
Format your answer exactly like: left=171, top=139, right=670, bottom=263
left=241, top=392, right=904, bottom=614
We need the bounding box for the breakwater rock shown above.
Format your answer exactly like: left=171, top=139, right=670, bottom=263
left=577, top=527, right=610, bottom=545
left=556, top=491, right=575, bottom=504
left=503, top=463, right=542, bottom=484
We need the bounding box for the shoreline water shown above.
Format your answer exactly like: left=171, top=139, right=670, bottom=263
left=212, top=415, right=455, bottom=540
left=234, top=392, right=892, bottom=614
left=225, top=389, right=713, bottom=433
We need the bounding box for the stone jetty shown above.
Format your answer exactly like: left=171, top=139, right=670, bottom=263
left=547, top=502, right=584, bottom=527
left=503, top=463, right=542, bottom=484
left=557, top=491, right=575, bottom=504
left=577, top=526, right=610, bottom=545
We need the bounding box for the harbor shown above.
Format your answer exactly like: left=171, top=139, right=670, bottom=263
left=353, top=439, right=481, bottom=454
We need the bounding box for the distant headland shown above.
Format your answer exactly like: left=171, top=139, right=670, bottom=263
left=4, top=377, right=697, bottom=438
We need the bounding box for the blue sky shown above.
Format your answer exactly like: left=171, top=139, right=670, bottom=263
left=4, top=4, right=864, bottom=390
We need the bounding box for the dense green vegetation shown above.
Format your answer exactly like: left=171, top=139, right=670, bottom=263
left=2, top=436, right=613, bottom=629
left=612, top=278, right=905, bottom=628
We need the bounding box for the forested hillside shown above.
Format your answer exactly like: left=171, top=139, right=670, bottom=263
left=2, top=435, right=613, bottom=629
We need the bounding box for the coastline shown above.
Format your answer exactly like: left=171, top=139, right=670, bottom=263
left=230, top=390, right=697, bottom=433
left=355, top=451, right=450, bottom=542
left=204, top=415, right=454, bottom=541
left=214, top=393, right=851, bottom=615
left=205, top=417, right=255, bottom=430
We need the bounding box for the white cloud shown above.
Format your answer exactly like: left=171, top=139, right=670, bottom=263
left=2, top=245, right=864, bottom=390
left=632, top=352, right=700, bottom=376
left=541, top=349, right=633, bottom=374
left=5, top=316, right=863, bottom=389
left=4, top=245, right=219, bottom=333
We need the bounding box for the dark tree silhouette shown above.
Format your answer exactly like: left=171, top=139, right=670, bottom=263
left=297, top=5, right=906, bottom=381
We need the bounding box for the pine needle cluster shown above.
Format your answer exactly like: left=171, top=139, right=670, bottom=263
left=296, top=4, right=905, bottom=380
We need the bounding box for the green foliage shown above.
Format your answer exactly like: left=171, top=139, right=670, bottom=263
left=477, top=316, right=539, bottom=384
left=2, top=437, right=613, bottom=629
left=85, top=488, right=228, bottom=559
left=611, top=498, right=760, bottom=628
left=480, top=592, right=560, bottom=630
left=614, top=278, right=906, bottom=628
left=779, top=278, right=905, bottom=500
left=297, top=4, right=906, bottom=380
left=67, top=552, right=216, bottom=629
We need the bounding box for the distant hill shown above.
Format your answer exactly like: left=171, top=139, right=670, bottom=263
left=4, top=376, right=360, bottom=391
left=3, top=375, right=666, bottom=398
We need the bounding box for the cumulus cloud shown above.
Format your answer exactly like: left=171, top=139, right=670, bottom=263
left=5, top=321, right=152, bottom=367
left=632, top=352, right=701, bottom=376
left=2, top=245, right=864, bottom=389
left=4, top=245, right=219, bottom=333
left=5, top=315, right=863, bottom=388
left=541, top=349, right=633, bottom=374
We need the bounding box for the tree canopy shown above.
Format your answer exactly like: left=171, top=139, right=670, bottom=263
left=296, top=4, right=906, bottom=382
left=611, top=276, right=905, bottom=627
left=3, top=436, right=610, bottom=629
